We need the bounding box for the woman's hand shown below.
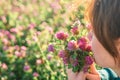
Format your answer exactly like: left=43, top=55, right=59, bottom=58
left=86, top=63, right=101, bottom=80
left=66, top=68, right=86, bottom=80
left=66, top=63, right=101, bottom=80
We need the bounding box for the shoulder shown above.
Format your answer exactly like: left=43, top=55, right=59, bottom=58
left=97, top=68, right=119, bottom=80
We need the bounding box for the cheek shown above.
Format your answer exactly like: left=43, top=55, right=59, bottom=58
left=91, top=36, right=100, bottom=55
left=91, top=36, right=115, bottom=68
left=91, top=36, right=99, bottom=61
left=91, top=40, right=101, bottom=64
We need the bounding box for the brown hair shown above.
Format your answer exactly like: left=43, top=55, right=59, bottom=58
left=87, top=0, right=120, bottom=65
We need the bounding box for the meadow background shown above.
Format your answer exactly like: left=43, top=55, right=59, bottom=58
left=0, top=0, right=88, bottom=80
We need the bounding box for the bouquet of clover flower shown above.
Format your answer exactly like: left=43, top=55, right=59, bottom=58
left=50, top=20, right=94, bottom=73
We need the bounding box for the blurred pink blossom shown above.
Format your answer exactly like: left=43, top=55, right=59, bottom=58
left=87, top=31, right=93, bottom=41
left=36, top=59, right=42, bottom=65
left=32, top=36, right=38, bottom=42
left=28, top=23, right=36, bottom=29
left=3, top=46, right=8, bottom=50
left=62, top=57, right=69, bottom=65
left=18, top=15, right=23, bottom=20
left=78, top=43, right=86, bottom=51
left=36, top=31, right=41, bottom=36
left=55, top=31, right=68, bottom=40
left=20, top=50, right=26, bottom=58
left=21, top=46, right=27, bottom=51
left=70, top=26, right=79, bottom=35
left=67, top=40, right=78, bottom=50
left=86, top=23, right=92, bottom=31
left=77, top=37, right=88, bottom=44
left=48, top=44, right=54, bottom=52
left=32, top=0, right=37, bottom=3
left=70, top=58, right=79, bottom=67
left=24, top=65, right=30, bottom=71
left=14, top=45, right=20, bottom=51
left=58, top=50, right=67, bottom=58
left=1, top=16, right=7, bottom=23
left=47, top=54, right=53, bottom=60
left=46, top=26, right=53, bottom=34
left=85, top=44, right=92, bottom=52
left=4, top=30, right=10, bottom=36
left=85, top=56, right=93, bottom=65
left=0, top=32, right=4, bottom=38
left=33, top=11, right=38, bottom=17
left=12, top=6, right=21, bottom=12
left=77, top=37, right=88, bottom=51
left=26, top=40, right=31, bottom=45
left=73, top=59, right=79, bottom=66
left=1, top=63, right=8, bottom=70
left=10, top=28, right=18, bottom=33
left=50, top=1, right=61, bottom=14
left=83, top=65, right=89, bottom=73
left=17, top=26, right=24, bottom=31
left=5, top=31, right=16, bottom=42
left=7, top=34, right=16, bottom=43
left=33, top=72, right=39, bottom=77
left=2, top=38, right=9, bottom=45
left=15, top=51, right=22, bottom=57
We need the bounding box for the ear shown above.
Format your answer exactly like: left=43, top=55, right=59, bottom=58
left=115, top=38, right=120, bottom=54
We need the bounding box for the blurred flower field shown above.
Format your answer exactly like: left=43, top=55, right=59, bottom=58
left=0, top=0, right=87, bottom=80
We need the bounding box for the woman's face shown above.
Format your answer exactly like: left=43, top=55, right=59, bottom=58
left=91, top=35, right=116, bottom=68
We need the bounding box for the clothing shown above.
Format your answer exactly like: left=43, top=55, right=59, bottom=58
left=98, top=68, right=120, bottom=80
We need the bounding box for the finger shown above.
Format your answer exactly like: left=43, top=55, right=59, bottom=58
left=77, top=71, right=86, bottom=80
left=77, top=71, right=85, bottom=76
left=86, top=73, right=101, bottom=80
left=66, top=68, right=78, bottom=76
left=89, top=63, right=99, bottom=74
left=66, top=68, right=86, bottom=80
